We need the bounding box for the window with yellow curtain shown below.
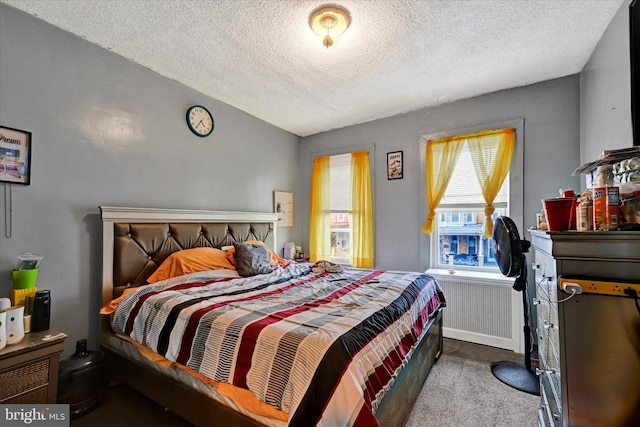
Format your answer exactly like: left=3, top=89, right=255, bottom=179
left=424, top=128, right=514, bottom=272
left=309, top=151, right=373, bottom=268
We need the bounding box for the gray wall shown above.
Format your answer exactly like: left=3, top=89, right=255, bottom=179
left=581, top=0, right=633, bottom=165
left=0, top=5, right=301, bottom=355
left=300, top=76, right=581, bottom=272
left=1, top=0, right=632, bottom=358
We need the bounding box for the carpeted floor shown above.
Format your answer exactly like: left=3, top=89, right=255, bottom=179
left=71, top=338, right=539, bottom=427
left=405, top=339, right=539, bottom=427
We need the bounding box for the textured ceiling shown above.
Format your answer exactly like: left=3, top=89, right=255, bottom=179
left=1, top=0, right=626, bottom=136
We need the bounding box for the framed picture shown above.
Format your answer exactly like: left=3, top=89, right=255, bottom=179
left=387, top=151, right=403, bottom=180
left=273, top=191, right=293, bottom=227
left=0, top=126, right=31, bottom=185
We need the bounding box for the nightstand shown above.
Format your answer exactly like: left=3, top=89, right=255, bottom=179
left=0, top=328, right=66, bottom=404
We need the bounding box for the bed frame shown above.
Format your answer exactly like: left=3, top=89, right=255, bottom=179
left=100, top=206, right=443, bottom=426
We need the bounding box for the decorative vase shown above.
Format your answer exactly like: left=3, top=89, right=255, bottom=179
left=0, top=311, right=6, bottom=350
left=0, top=297, right=10, bottom=311
left=6, top=305, right=25, bottom=345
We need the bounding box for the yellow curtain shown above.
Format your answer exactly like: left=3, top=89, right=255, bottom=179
left=467, top=128, right=515, bottom=237
left=350, top=151, right=374, bottom=268
left=309, top=156, right=331, bottom=262
left=422, top=137, right=465, bottom=234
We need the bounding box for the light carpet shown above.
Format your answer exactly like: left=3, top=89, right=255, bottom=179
left=72, top=338, right=539, bottom=427
left=406, top=339, right=539, bottom=427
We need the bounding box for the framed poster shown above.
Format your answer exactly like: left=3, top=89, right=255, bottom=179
left=387, top=150, right=403, bottom=180
left=273, top=191, right=293, bottom=227
left=0, top=126, right=31, bottom=185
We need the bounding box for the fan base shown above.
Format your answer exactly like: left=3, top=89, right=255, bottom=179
left=491, top=361, right=540, bottom=396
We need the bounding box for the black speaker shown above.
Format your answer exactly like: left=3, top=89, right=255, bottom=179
left=32, top=289, right=51, bottom=332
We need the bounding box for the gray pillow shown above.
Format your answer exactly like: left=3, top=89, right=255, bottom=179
left=233, top=242, right=274, bottom=277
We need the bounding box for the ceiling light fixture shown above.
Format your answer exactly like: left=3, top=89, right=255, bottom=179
left=309, top=5, right=351, bottom=49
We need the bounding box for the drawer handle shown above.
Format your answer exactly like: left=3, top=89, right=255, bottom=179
left=542, top=320, right=555, bottom=329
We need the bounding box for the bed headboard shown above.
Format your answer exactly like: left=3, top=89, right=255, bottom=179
left=100, top=206, right=278, bottom=304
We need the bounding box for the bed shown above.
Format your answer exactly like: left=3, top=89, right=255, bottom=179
left=99, top=206, right=445, bottom=427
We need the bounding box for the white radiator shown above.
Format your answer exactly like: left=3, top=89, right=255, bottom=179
left=429, top=271, right=523, bottom=352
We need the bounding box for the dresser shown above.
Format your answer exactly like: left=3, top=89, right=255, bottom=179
left=0, top=328, right=66, bottom=404
left=529, top=230, right=640, bottom=427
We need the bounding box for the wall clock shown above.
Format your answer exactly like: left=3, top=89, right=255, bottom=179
left=186, top=105, right=214, bottom=137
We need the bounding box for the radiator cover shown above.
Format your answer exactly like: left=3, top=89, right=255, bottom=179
left=430, top=272, right=521, bottom=352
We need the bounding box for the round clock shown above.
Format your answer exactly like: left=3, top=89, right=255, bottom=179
left=186, top=105, right=214, bottom=137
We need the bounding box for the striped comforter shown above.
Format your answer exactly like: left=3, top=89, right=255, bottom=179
left=111, top=263, right=446, bottom=426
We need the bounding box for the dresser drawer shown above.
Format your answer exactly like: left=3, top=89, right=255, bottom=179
left=534, top=250, right=557, bottom=282
left=541, top=370, right=561, bottom=425
left=536, top=280, right=559, bottom=327
left=540, top=316, right=560, bottom=366
left=539, top=378, right=558, bottom=427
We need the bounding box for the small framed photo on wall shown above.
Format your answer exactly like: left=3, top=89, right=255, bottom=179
left=387, top=151, right=403, bottom=180
left=0, top=126, right=31, bottom=185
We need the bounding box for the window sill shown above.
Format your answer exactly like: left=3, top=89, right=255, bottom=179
left=425, top=268, right=515, bottom=285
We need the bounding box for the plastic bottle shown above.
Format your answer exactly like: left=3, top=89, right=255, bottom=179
left=57, top=339, right=105, bottom=418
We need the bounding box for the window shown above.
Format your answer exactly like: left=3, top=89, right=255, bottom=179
left=433, top=142, right=508, bottom=270
left=328, top=154, right=351, bottom=264
left=420, top=124, right=521, bottom=273
left=309, top=151, right=374, bottom=267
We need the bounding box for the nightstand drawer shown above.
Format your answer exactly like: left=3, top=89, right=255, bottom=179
left=0, top=328, right=66, bottom=404
left=3, top=385, right=48, bottom=404
left=0, top=358, right=50, bottom=402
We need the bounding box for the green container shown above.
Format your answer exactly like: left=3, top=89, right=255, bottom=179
left=11, top=267, right=39, bottom=289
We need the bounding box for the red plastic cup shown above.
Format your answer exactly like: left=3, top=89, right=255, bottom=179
left=542, top=198, right=575, bottom=231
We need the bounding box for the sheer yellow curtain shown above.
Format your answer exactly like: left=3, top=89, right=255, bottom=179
left=309, top=156, right=331, bottom=262
left=422, top=137, right=465, bottom=234
left=467, top=128, right=515, bottom=237
left=350, top=151, right=373, bottom=268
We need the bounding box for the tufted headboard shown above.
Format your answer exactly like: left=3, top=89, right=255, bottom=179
left=100, top=206, right=278, bottom=303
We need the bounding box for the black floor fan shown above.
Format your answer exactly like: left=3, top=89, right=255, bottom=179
left=491, top=216, right=540, bottom=396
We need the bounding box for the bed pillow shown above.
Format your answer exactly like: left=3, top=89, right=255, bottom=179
left=233, top=242, right=274, bottom=277
left=147, top=247, right=237, bottom=283
left=244, top=240, right=288, bottom=266
left=223, top=241, right=287, bottom=267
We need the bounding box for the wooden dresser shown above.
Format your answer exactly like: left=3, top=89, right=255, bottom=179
left=529, top=230, right=640, bottom=427
left=0, top=328, right=66, bottom=404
